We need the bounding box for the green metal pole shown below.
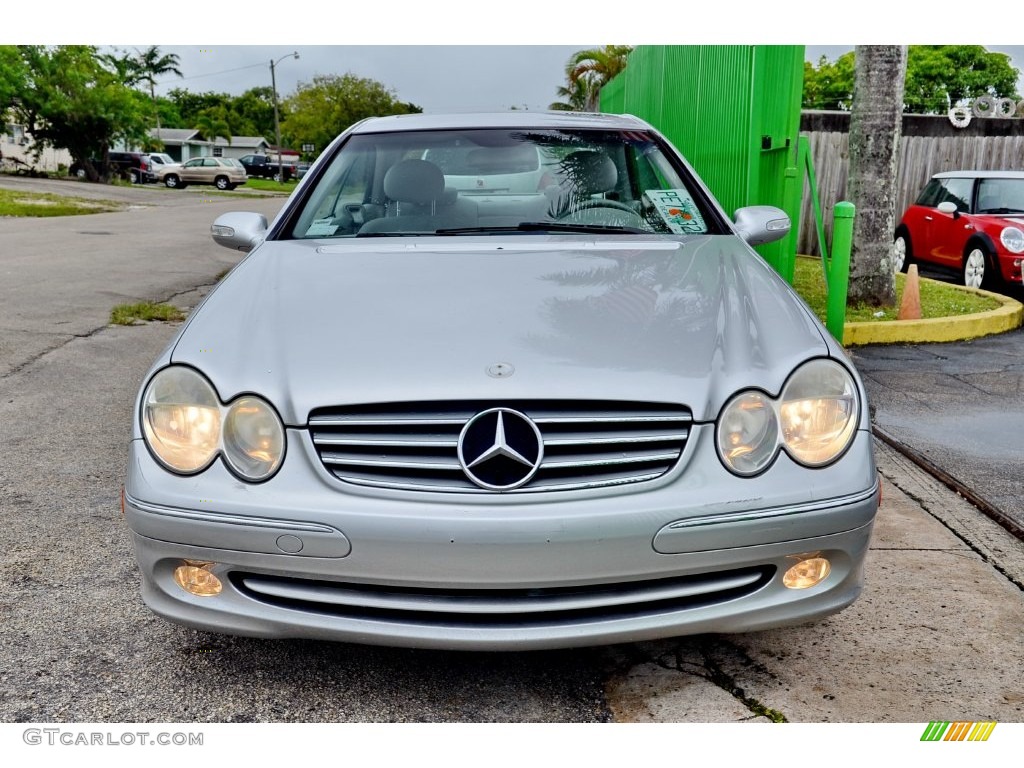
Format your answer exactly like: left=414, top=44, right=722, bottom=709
left=827, top=201, right=855, bottom=344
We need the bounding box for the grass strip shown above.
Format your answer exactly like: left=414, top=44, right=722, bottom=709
left=792, top=256, right=1001, bottom=323
left=110, top=302, right=186, bottom=326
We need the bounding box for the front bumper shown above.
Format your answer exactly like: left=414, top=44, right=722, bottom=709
left=124, top=426, right=880, bottom=651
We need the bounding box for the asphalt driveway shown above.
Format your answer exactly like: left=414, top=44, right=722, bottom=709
left=0, top=176, right=1021, bottom=728
left=851, top=326, right=1024, bottom=532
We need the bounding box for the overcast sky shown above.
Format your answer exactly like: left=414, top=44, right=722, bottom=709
left=76, top=44, right=1022, bottom=117
left=8, top=4, right=1024, bottom=114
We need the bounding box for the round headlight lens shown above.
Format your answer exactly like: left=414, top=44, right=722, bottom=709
left=222, top=396, right=285, bottom=481
left=779, top=359, right=859, bottom=467
left=716, top=391, right=779, bottom=476
left=1000, top=226, right=1024, bottom=254
left=142, top=367, right=221, bottom=473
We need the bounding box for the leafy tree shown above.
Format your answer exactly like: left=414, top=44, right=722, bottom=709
left=162, top=87, right=277, bottom=139
left=554, top=45, right=633, bottom=112
left=803, top=45, right=1020, bottom=113
left=846, top=45, right=908, bottom=308
left=904, top=46, right=1019, bottom=113
left=801, top=54, right=856, bottom=110
left=164, top=88, right=233, bottom=129
left=0, top=45, right=28, bottom=114
left=280, top=74, right=421, bottom=155
left=14, top=45, right=151, bottom=181
left=229, top=87, right=277, bottom=138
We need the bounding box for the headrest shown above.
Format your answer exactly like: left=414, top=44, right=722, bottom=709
left=383, top=159, right=445, bottom=205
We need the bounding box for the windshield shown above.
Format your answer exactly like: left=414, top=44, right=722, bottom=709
left=976, top=177, right=1024, bottom=214
left=285, top=128, right=722, bottom=238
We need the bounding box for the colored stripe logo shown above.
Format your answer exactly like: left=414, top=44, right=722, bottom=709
left=921, top=722, right=997, bottom=741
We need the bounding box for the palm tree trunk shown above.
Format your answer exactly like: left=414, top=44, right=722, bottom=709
left=846, top=45, right=907, bottom=307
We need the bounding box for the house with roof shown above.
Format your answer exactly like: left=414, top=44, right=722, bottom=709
left=147, top=129, right=279, bottom=162
left=212, top=136, right=270, bottom=160
left=1, top=121, right=72, bottom=173
left=147, top=128, right=211, bottom=163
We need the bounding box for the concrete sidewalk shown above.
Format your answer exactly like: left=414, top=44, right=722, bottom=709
left=601, top=437, right=1024, bottom=722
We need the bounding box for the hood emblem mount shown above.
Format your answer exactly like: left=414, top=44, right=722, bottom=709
left=486, top=362, right=515, bottom=379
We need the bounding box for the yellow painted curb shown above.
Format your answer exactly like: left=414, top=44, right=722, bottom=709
left=843, top=280, right=1024, bottom=346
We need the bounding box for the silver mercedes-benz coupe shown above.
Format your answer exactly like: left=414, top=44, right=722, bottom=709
left=125, top=112, right=879, bottom=650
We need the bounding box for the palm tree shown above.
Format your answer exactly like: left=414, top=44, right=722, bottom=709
left=195, top=109, right=232, bottom=151
left=565, top=45, right=633, bottom=112
left=133, top=46, right=182, bottom=142
left=548, top=79, right=588, bottom=112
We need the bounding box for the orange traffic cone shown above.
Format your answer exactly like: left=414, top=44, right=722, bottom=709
left=897, top=264, right=922, bottom=321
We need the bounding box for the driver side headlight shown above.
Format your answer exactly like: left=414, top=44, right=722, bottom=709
left=717, top=359, right=860, bottom=476
left=141, top=366, right=285, bottom=482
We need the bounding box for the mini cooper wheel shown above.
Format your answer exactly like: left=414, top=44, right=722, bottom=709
left=893, top=231, right=912, bottom=274
left=962, top=245, right=994, bottom=290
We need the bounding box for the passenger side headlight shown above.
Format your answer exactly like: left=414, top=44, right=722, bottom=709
left=717, top=359, right=859, bottom=476
left=141, top=366, right=285, bottom=481
left=1000, top=226, right=1024, bottom=254
left=223, top=397, right=286, bottom=481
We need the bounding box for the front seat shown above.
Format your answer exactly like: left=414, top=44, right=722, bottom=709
left=359, top=159, right=476, bottom=234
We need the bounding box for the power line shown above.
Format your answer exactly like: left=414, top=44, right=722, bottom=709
left=155, top=61, right=268, bottom=87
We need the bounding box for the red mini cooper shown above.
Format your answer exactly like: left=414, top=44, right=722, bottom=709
left=895, top=170, right=1024, bottom=290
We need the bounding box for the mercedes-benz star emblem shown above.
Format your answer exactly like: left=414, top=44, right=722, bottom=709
left=457, top=408, right=543, bottom=491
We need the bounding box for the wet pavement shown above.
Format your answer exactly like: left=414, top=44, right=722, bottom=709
left=851, top=325, right=1024, bottom=533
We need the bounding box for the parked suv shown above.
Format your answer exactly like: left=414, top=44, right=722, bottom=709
left=69, top=151, right=154, bottom=183
left=238, top=153, right=297, bottom=181
left=157, top=156, right=247, bottom=190
left=895, top=170, right=1024, bottom=290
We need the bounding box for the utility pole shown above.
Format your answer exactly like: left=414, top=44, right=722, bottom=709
left=270, top=51, right=300, bottom=183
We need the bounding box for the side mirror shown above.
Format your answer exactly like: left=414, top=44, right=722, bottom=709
left=210, top=212, right=268, bottom=252
left=733, top=205, right=791, bottom=246
left=937, top=201, right=959, bottom=218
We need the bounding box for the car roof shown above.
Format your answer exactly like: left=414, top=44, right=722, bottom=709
left=933, top=170, right=1024, bottom=180
left=349, top=111, right=654, bottom=134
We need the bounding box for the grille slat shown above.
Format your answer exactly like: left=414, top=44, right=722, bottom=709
left=239, top=569, right=766, bottom=615
left=309, top=400, right=691, bottom=493
left=540, top=450, right=682, bottom=470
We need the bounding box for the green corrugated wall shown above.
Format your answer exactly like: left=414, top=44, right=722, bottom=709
left=601, top=45, right=804, bottom=281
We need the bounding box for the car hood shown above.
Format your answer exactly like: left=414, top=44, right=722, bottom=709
left=170, top=236, right=829, bottom=425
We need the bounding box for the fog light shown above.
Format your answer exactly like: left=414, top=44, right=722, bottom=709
left=783, top=557, right=831, bottom=589
left=173, top=560, right=222, bottom=596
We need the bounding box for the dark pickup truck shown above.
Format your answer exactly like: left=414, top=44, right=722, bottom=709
left=238, top=154, right=297, bottom=181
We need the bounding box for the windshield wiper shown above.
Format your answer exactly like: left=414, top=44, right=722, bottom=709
left=979, top=207, right=1024, bottom=215
left=435, top=222, right=649, bottom=235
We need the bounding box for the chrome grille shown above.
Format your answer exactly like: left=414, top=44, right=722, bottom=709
left=308, top=400, right=692, bottom=493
